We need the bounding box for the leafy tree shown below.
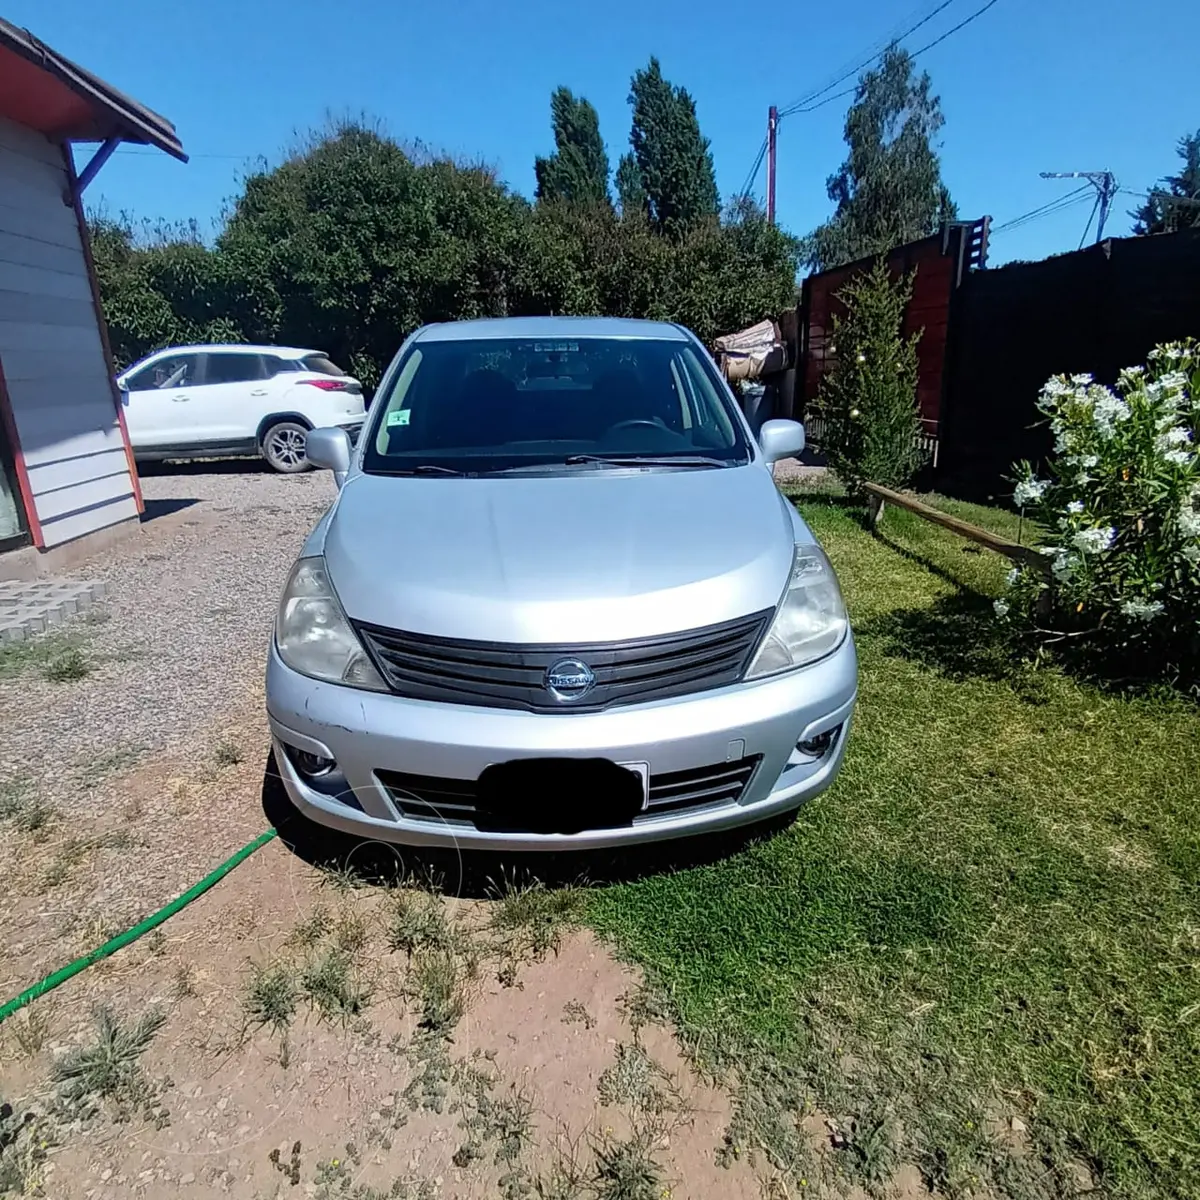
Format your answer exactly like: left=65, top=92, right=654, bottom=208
left=217, top=121, right=527, bottom=386
left=627, top=57, right=719, bottom=237
left=817, top=259, right=926, bottom=494
left=1131, top=129, right=1200, bottom=235
left=88, top=215, right=242, bottom=368
left=615, top=152, right=647, bottom=219
left=534, top=87, right=611, bottom=209
left=804, top=45, right=955, bottom=272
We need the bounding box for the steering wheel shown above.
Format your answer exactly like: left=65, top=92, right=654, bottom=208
left=607, top=419, right=663, bottom=433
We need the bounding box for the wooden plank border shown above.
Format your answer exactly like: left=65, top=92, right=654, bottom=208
left=863, top=482, right=1051, bottom=575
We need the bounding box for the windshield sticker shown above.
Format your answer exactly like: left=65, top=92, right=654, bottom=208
left=386, top=409, right=411, bottom=428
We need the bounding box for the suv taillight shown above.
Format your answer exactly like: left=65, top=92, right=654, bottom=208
left=298, top=378, right=349, bottom=391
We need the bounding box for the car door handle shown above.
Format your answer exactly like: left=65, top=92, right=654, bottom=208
left=250, top=389, right=268, bottom=396
left=171, top=394, right=190, bottom=402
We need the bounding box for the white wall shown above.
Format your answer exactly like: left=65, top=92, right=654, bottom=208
left=0, top=117, right=138, bottom=549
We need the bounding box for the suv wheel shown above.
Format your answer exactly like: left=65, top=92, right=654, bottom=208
left=261, top=421, right=310, bottom=473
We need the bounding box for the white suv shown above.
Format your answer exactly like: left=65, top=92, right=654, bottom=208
left=118, top=345, right=367, bottom=473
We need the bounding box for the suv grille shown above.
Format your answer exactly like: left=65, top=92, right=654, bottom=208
left=355, top=610, right=772, bottom=713
left=378, top=755, right=762, bottom=827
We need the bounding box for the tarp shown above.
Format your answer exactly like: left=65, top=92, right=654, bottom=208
left=713, top=319, right=786, bottom=381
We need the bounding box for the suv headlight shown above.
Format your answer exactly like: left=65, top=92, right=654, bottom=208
left=275, top=557, right=386, bottom=691
left=745, top=544, right=848, bottom=679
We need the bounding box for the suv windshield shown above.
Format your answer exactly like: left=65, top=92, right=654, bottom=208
left=362, top=336, right=748, bottom=475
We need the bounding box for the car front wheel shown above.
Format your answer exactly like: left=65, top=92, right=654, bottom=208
left=261, top=421, right=310, bottom=473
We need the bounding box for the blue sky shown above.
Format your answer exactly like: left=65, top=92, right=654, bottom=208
left=10, top=0, right=1197, bottom=267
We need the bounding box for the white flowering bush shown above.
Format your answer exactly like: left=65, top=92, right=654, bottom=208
left=999, top=339, right=1200, bottom=681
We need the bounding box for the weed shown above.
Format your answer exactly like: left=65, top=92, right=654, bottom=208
left=489, top=875, right=582, bottom=958
left=590, top=1129, right=663, bottom=1200
left=51, top=1005, right=166, bottom=1119
left=0, top=631, right=85, bottom=682
left=0, top=783, right=53, bottom=837
left=11, top=1008, right=50, bottom=1058
left=0, top=1101, right=53, bottom=1197
left=172, top=965, right=196, bottom=999
left=386, top=890, right=455, bottom=957
left=301, top=948, right=371, bottom=1023
left=269, top=1140, right=302, bottom=1187
left=43, top=646, right=90, bottom=682
left=318, top=862, right=365, bottom=893
left=213, top=739, right=244, bottom=767
left=333, top=910, right=369, bottom=956
left=290, top=906, right=332, bottom=948
left=562, top=999, right=595, bottom=1029
left=243, top=960, right=298, bottom=1037
left=411, top=951, right=465, bottom=1034
left=597, top=1042, right=679, bottom=1116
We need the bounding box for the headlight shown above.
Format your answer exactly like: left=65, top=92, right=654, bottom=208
left=745, top=544, right=848, bottom=679
left=275, top=557, right=386, bottom=691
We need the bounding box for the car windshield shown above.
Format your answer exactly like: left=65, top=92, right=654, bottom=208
left=362, top=336, right=749, bottom=475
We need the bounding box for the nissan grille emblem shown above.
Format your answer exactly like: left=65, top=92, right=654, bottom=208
left=544, top=658, right=596, bottom=702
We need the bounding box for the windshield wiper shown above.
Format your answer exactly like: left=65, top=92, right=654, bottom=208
left=377, top=464, right=469, bottom=477
left=562, top=454, right=731, bottom=469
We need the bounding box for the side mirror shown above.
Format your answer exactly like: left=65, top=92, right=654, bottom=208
left=758, top=419, right=805, bottom=465
left=306, top=427, right=353, bottom=489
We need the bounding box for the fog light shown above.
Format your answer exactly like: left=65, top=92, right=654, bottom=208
left=787, top=724, right=842, bottom=766
left=294, top=749, right=336, bottom=778
left=797, top=730, right=835, bottom=757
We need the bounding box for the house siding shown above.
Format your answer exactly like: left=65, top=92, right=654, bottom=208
left=0, top=116, right=138, bottom=548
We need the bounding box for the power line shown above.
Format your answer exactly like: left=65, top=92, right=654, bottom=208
left=1078, top=194, right=1101, bottom=248
left=777, top=0, right=961, bottom=118
left=778, top=0, right=1003, bottom=119
left=990, top=185, right=1092, bottom=234
left=737, top=136, right=769, bottom=200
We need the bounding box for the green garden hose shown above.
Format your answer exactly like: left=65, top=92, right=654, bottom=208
left=0, top=828, right=278, bottom=1024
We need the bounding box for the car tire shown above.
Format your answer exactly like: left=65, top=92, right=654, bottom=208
left=261, top=421, right=311, bottom=473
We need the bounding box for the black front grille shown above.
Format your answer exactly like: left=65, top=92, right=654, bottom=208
left=356, top=610, right=772, bottom=713
left=378, top=755, right=761, bottom=828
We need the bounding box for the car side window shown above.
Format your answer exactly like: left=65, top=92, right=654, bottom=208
left=125, top=354, right=199, bottom=391
left=202, top=353, right=267, bottom=386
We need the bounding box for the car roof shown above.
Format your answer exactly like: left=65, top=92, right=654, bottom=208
left=413, top=317, right=690, bottom=343
left=138, top=344, right=322, bottom=358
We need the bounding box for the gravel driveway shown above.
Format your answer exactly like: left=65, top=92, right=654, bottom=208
left=0, top=464, right=335, bottom=810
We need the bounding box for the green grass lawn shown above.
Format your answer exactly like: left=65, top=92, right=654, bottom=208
left=587, top=496, right=1200, bottom=1200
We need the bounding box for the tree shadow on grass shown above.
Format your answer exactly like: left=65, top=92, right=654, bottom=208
left=261, top=751, right=798, bottom=899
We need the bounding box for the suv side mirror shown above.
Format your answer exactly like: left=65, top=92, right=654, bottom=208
left=306, top=427, right=352, bottom=488
left=758, top=419, right=805, bottom=465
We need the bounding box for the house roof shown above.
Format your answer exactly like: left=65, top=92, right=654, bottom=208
left=0, top=17, right=186, bottom=161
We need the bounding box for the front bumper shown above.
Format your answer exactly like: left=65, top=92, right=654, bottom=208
left=265, top=636, right=857, bottom=851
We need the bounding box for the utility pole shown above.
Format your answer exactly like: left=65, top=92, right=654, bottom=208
left=1040, top=170, right=1118, bottom=242
left=766, top=106, right=778, bottom=225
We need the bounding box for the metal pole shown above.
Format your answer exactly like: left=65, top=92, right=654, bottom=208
left=1095, top=172, right=1114, bottom=242
left=767, top=106, right=778, bottom=225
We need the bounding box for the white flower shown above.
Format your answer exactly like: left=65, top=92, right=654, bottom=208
left=1070, top=373, right=1093, bottom=386
left=856, top=352, right=866, bottom=363
left=1158, top=370, right=1189, bottom=395
left=1178, top=505, right=1200, bottom=540
left=1066, top=500, right=1084, bottom=515
left=1051, top=552, right=1077, bottom=580
left=1014, top=478, right=1049, bottom=507
left=1183, top=545, right=1200, bottom=566
left=1157, top=427, right=1191, bottom=448
left=1119, top=365, right=1145, bottom=382
left=1120, top=598, right=1164, bottom=621
left=1071, top=526, right=1115, bottom=555
left=1042, top=378, right=1072, bottom=400
left=1091, top=389, right=1131, bottom=436
left=1164, top=448, right=1192, bottom=466
left=1005, top=567, right=1021, bottom=585
left=993, top=599, right=1010, bottom=618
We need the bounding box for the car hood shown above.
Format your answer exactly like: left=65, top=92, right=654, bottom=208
left=320, top=466, right=798, bottom=644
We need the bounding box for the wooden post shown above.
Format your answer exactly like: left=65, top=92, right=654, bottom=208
left=866, top=492, right=885, bottom=530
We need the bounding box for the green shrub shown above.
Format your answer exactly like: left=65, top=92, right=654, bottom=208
left=999, top=339, right=1200, bottom=683
left=816, top=259, right=927, bottom=496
